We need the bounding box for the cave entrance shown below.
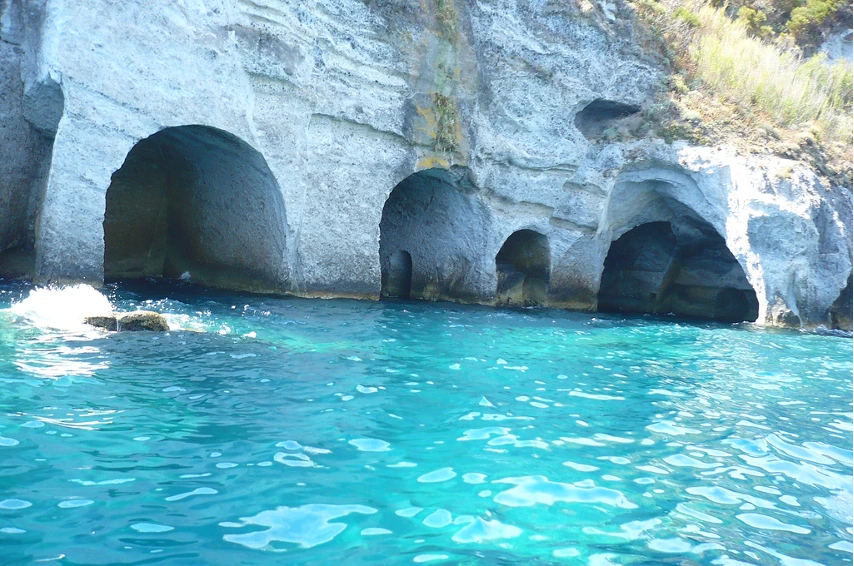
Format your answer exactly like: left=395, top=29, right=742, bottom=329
left=103, top=125, right=288, bottom=293
left=495, top=230, right=550, bottom=306
left=379, top=168, right=486, bottom=302
left=574, top=99, right=640, bottom=140
left=598, top=221, right=759, bottom=322
left=828, top=272, right=852, bottom=330
left=384, top=250, right=413, bottom=299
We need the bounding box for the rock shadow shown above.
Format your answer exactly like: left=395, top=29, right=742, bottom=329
left=827, top=272, right=852, bottom=331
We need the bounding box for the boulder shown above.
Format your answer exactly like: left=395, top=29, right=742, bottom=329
left=118, top=311, right=169, bottom=331
left=84, top=311, right=168, bottom=331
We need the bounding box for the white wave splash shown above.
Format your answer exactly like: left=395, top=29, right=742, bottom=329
left=10, top=285, right=114, bottom=332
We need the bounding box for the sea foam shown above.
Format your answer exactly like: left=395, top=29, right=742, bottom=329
left=10, top=285, right=113, bottom=332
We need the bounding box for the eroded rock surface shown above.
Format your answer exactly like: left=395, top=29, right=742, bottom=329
left=0, top=0, right=59, bottom=276
left=599, top=221, right=759, bottom=322
left=828, top=274, right=853, bottom=330
left=496, top=230, right=550, bottom=307
left=0, top=0, right=850, bottom=329
left=379, top=168, right=491, bottom=303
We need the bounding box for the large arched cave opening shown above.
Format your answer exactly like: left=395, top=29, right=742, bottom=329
left=103, top=125, right=288, bottom=293
left=599, top=220, right=759, bottom=322
left=599, top=169, right=759, bottom=323
left=379, top=168, right=486, bottom=302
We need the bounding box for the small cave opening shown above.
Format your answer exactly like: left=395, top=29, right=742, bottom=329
left=379, top=168, right=485, bottom=302
left=598, top=221, right=759, bottom=322
left=828, top=272, right=852, bottom=331
left=383, top=250, right=413, bottom=299
left=103, top=125, right=288, bottom=293
left=495, top=230, right=550, bottom=307
left=574, top=99, right=641, bottom=139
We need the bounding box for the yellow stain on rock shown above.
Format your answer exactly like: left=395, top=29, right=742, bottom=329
left=416, top=155, right=451, bottom=170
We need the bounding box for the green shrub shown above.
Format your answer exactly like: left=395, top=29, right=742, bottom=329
left=736, top=6, right=773, bottom=38
left=437, top=0, right=457, bottom=38
left=670, top=73, right=691, bottom=94
left=786, top=0, right=844, bottom=43
left=674, top=6, right=702, bottom=26
left=639, top=0, right=669, bottom=15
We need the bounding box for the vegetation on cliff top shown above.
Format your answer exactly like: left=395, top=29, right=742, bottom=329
left=628, top=0, right=853, bottom=185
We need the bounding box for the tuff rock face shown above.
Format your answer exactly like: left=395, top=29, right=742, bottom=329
left=0, top=0, right=851, bottom=330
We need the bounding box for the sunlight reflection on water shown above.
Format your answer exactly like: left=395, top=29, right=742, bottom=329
left=0, top=282, right=850, bottom=564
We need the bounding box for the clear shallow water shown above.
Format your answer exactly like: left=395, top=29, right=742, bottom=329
left=0, top=282, right=851, bottom=565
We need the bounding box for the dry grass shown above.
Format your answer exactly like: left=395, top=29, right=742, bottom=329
left=689, top=3, right=852, bottom=145
left=632, top=0, right=853, bottom=185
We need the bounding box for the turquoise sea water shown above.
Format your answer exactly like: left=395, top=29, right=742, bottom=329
left=0, top=282, right=851, bottom=565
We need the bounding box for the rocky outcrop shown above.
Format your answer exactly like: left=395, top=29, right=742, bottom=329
left=85, top=311, right=169, bottom=332
left=117, top=312, right=169, bottom=332
left=0, top=0, right=850, bottom=329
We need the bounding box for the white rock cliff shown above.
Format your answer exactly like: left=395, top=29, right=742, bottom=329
left=0, top=0, right=850, bottom=329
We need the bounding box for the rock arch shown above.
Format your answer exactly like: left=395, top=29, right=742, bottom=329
left=599, top=165, right=758, bottom=322
left=495, top=229, right=550, bottom=307
left=103, top=125, right=288, bottom=293
left=379, top=168, right=488, bottom=302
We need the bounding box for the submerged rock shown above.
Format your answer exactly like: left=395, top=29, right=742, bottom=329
left=85, top=311, right=168, bottom=332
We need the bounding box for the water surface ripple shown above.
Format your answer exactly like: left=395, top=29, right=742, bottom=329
left=0, top=283, right=851, bottom=564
